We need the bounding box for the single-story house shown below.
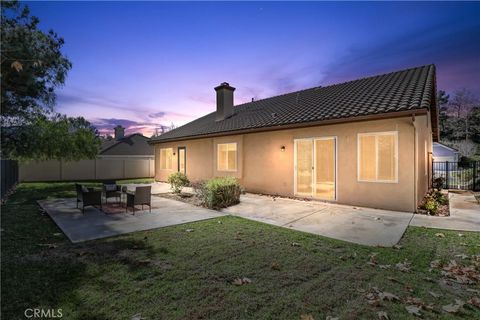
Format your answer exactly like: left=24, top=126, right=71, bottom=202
left=432, top=142, right=459, bottom=162
left=20, top=125, right=155, bottom=182
left=150, top=65, right=439, bottom=212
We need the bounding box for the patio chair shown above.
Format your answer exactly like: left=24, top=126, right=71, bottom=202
left=102, top=180, right=122, bottom=204
left=126, top=186, right=151, bottom=214
left=75, top=183, right=102, bottom=213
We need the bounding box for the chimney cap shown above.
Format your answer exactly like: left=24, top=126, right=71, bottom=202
left=214, top=82, right=235, bottom=91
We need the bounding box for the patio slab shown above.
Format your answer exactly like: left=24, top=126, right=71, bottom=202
left=410, top=191, right=480, bottom=232
left=38, top=196, right=226, bottom=243
left=222, top=193, right=414, bottom=247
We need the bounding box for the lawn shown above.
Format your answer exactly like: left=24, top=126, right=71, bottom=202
left=1, top=182, right=479, bottom=319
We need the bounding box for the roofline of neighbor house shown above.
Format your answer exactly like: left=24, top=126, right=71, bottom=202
left=100, top=133, right=149, bottom=154
left=149, top=108, right=432, bottom=144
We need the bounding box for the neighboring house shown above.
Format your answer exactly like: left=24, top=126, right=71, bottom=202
left=150, top=65, right=439, bottom=212
left=19, top=125, right=155, bottom=182
left=432, top=142, right=459, bottom=162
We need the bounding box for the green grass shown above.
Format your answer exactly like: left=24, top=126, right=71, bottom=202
left=1, top=182, right=479, bottom=319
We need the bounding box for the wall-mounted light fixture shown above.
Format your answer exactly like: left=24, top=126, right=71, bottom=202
left=280, top=146, right=286, bottom=152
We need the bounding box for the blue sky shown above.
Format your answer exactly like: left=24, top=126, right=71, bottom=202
left=25, top=1, right=480, bottom=136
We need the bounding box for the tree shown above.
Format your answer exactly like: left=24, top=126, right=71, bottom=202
left=454, top=140, right=477, bottom=158
left=1, top=1, right=100, bottom=160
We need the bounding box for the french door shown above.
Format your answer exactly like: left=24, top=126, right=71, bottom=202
left=294, top=137, right=336, bottom=200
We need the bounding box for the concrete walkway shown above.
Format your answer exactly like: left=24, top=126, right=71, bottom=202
left=410, top=191, right=480, bottom=232
left=222, top=193, right=414, bottom=247
left=38, top=196, right=226, bottom=243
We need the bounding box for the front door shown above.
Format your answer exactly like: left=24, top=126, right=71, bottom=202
left=178, top=147, right=186, bottom=174
left=294, top=137, right=336, bottom=200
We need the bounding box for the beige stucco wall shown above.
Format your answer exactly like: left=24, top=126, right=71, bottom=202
left=154, top=116, right=433, bottom=212
left=414, top=114, right=433, bottom=207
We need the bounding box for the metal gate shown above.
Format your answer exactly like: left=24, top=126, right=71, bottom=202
left=432, top=161, right=480, bottom=191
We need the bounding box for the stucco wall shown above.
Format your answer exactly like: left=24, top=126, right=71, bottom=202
left=414, top=114, right=433, bottom=207
left=154, top=116, right=432, bottom=212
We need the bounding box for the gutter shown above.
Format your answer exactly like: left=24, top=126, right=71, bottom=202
left=149, top=109, right=429, bottom=145
left=412, top=114, right=417, bottom=213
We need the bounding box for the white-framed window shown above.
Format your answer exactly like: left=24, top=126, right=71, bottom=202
left=217, top=143, right=237, bottom=171
left=160, top=148, right=174, bottom=170
left=357, top=131, right=398, bottom=183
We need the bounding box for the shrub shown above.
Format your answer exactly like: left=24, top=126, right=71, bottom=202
left=433, top=190, right=448, bottom=205
left=196, top=177, right=242, bottom=209
left=432, top=176, right=445, bottom=191
left=167, top=172, right=190, bottom=194
left=424, top=196, right=439, bottom=215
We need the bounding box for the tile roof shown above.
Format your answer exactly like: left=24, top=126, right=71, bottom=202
left=100, top=133, right=153, bottom=155
left=151, top=65, right=437, bottom=143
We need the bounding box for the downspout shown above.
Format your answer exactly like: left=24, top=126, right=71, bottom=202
left=412, top=114, right=417, bottom=212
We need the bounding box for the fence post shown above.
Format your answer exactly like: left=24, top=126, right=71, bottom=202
left=445, top=161, right=449, bottom=190
left=474, top=161, right=477, bottom=191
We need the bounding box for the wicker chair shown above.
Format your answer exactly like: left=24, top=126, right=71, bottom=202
left=126, top=186, right=151, bottom=214
left=75, top=183, right=102, bottom=213
left=102, top=180, right=121, bottom=204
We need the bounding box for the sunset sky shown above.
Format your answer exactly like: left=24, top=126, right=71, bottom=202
left=26, top=1, right=480, bottom=137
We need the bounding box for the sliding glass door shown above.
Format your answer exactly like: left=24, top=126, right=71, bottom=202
left=295, top=137, right=336, bottom=200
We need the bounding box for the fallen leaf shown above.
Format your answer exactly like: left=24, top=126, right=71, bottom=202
left=442, top=299, right=464, bottom=313
left=300, top=315, right=314, bottom=320
left=131, top=314, right=146, bottom=320
left=271, top=261, right=281, bottom=270
left=466, top=288, right=480, bottom=294
left=11, top=61, right=23, bottom=72
left=423, top=276, right=435, bottom=282
left=379, top=292, right=400, bottom=301
left=435, top=233, right=445, bottom=238
left=185, top=229, right=194, bottom=232
left=325, top=317, right=338, bottom=320
left=405, top=305, right=422, bottom=317
left=291, top=242, right=300, bottom=247
left=458, top=233, right=464, bottom=237
left=430, top=260, right=441, bottom=268
left=454, top=254, right=469, bottom=259
left=232, top=277, right=252, bottom=285
left=387, top=276, right=401, bottom=283
left=379, top=264, right=391, bottom=269
left=395, top=260, right=411, bottom=272
left=467, top=297, right=480, bottom=308
left=377, top=311, right=389, bottom=320
left=393, top=245, right=402, bottom=250
left=429, top=291, right=441, bottom=299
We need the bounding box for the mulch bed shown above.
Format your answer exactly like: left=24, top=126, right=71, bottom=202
left=155, top=192, right=203, bottom=207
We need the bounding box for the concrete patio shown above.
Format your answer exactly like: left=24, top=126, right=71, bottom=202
left=222, top=193, right=414, bottom=247
left=39, top=182, right=479, bottom=247
left=410, top=191, right=480, bottom=232
left=38, top=195, right=226, bottom=243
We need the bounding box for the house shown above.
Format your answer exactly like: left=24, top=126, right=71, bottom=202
left=432, top=142, right=459, bottom=162
left=100, top=125, right=153, bottom=157
left=150, top=65, right=439, bottom=212
left=19, top=125, right=155, bottom=182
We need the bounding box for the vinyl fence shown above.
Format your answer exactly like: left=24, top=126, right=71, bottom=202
left=19, top=156, right=155, bottom=182
left=1, top=159, right=19, bottom=199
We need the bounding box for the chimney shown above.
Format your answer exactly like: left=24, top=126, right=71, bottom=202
left=114, top=125, right=125, bottom=140
left=215, top=82, right=235, bottom=121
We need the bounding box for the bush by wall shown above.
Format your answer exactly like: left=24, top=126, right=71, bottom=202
left=195, top=177, right=242, bottom=209
left=167, top=172, right=190, bottom=194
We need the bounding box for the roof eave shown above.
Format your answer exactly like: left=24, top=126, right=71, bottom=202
left=149, top=109, right=429, bottom=144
